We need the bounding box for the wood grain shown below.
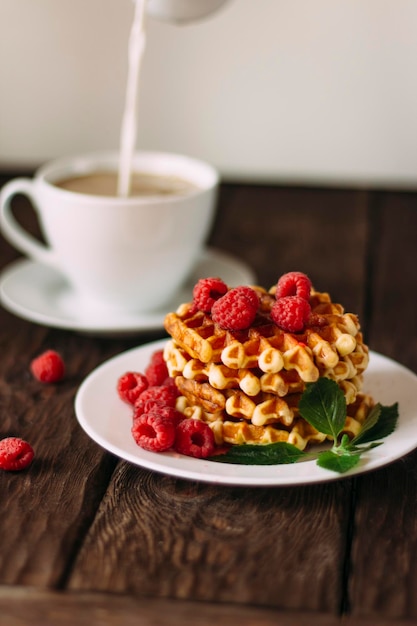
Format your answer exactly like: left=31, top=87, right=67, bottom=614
left=345, top=190, right=417, bottom=620
left=68, top=462, right=353, bottom=613
left=349, top=452, right=417, bottom=619
left=0, top=316, right=119, bottom=586
left=365, top=191, right=417, bottom=372
left=0, top=304, right=140, bottom=586
left=4, top=587, right=417, bottom=626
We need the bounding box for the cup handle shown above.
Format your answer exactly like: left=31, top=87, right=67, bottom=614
left=0, top=178, right=58, bottom=266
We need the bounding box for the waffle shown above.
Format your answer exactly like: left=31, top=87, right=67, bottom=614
left=175, top=391, right=375, bottom=450
left=164, top=284, right=371, bottom=451
left=164, top=339, right=367, bottom=402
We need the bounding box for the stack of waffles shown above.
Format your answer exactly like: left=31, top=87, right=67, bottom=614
left=163, top=286, right=374, bottom=451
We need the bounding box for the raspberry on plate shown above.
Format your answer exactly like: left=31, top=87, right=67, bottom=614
left=145, top=350, right=169, bottom=386
left=30, top=349, right=65, bottom=383
left=133, top=402, right=184, bottom=427
left=271, top=295, right=312, bottom=332
left=211, top=286, right=259, bottom=331
left=131, top=413, right=176, bottom=452
left=193, top=277, right=228, bottom=312
left=174, top=419, right=215, bottom=458
left=0, top=437, right=34, bottom=471
left=117, top=372, right=149, bottom=405
left=275, top=271, right=312, bottom=301
left=134, top=384, right=178, bottom=417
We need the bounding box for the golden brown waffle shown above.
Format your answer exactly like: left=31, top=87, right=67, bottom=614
left=164, top=338, right=367, bottom=403
left=175, top=392, right=375, bottom=450
left=164, top=284, right=372, bottom=451
left=164, top=290, right=367, bottom=383
left=174, top=373, right=365, bottom=429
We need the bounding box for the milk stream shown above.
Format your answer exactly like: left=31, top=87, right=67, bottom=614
left=117, top=0, right=147, bottom=197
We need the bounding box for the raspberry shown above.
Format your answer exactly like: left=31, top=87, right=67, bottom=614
left=0, top=437, right=34, bottom=471
left=30, top=349, right=65, bottom=383
left=174, top=419, right=215, bottom=458
left=275, top=271, right=312, bottom=301
left=162, top=376, right=178, bottom=390
left=193, top=277, right=228, bottom=312
left=117, top=372, right=148, bottom=405
left=133, top=402, right=184, bottom=427
left=271, top=295, right=312, bottom=332
left=145, top=350, right=169, bottom=386
left=147, top=349, right=165, bottom=366
left=211, top=286, right=259, bottom=331
left=134, top=384, right=178, bottom=417
left=131, top=413, right=176, bottom=452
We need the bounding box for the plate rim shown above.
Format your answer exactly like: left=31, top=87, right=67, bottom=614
left=74, top=339, right=417, bottom=486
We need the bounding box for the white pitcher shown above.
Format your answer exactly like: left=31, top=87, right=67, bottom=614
left=147, top=0, right=230, bottom=23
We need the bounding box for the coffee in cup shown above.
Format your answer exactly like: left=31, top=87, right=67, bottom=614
left=54, top=171, right=200, bottom=197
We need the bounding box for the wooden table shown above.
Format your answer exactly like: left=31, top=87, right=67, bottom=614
left=1, top=172, right=417, bottom=626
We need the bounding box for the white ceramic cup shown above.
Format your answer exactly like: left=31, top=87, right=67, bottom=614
left=0, top=151, right=219, bottom=314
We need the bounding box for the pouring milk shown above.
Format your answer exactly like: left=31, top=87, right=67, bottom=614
left=117, top=0, right=148, bottom=197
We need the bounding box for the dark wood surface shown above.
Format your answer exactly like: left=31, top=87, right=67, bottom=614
left=1, top=172, right=417, bottom=625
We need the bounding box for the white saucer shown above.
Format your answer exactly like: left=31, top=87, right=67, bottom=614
left=0, top=248, right=256, bottom=335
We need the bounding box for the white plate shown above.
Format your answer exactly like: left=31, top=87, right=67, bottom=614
left=0, top=248, right=255, bottom=335
left=75, top=339, right=417, bottom=486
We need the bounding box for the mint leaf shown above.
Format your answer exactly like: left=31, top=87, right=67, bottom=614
left=351, top=402, right=399, bottom=446
left=209, top=442, right=306, bottom=465
left=316, top=450, right=361, bottom=473
left=298, top=378, right=346, bottom=440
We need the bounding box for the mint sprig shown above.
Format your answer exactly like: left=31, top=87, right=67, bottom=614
left=210, top=378, right=399, bottom=474
left=299, top=379, right=399, bottom=472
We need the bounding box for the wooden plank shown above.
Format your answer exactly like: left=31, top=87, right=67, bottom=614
left=365, top=191, right=417, bottom=372
left=348, top=191, right=417, bottom=620
left=68, top=462, right=353, bottom=614
left=4, top=587, right=417, bottom=626
left=0, top=307, right=132, bottom=587
left=349, top=453, right=417, bottom=620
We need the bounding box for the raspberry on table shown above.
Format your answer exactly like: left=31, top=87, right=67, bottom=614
left=271, top=295, right=312, bottom=332
left=193, top=277, right=228, bottom=312
left=131, top=413, right=176, bottom=452
left=174, top=419, right=215, bottom=458
left=30, top=349, right=65, bottom=383
left=145, top=350, right=169, bottom=386
left=117, top=372, right=149, bottom=405
left=211, top=286, right=259, bottom=331
left=275, top=271, right=312, bottom=301
left=0, top=437, right=34, bottom=471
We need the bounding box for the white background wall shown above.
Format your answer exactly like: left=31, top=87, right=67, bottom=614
left=1, top=0, right=417, bottom=187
